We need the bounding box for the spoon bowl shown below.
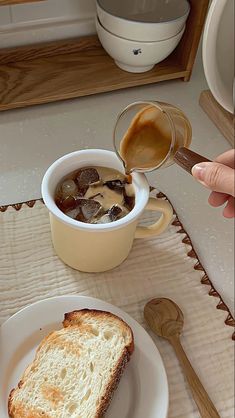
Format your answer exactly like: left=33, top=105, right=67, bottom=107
left=144, top=297, right=184, bottom=339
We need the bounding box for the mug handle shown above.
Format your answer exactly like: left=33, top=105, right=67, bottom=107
left=135, top=198, right=173, bottom=239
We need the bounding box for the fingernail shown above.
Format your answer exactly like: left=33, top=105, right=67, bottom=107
left=191, top=164, right=209, bottom=187
left=191, top=164, right=206, bottom=181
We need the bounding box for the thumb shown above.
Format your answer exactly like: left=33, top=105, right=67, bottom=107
left=192, top=162, right=235, bottom=196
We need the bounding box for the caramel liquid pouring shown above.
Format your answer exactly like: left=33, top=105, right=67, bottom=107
left=120, top=105, right=172, bottom=173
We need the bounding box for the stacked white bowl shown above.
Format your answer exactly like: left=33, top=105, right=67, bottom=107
left=96, top=0, right=190, bottom=73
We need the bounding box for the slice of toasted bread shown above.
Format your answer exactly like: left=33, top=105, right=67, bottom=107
left=8, top=309, right=134, bottom=418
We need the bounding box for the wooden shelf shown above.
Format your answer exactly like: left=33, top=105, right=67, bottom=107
left=0, top=36, right=188, bottom=112
left=0, top=0, right=44, bottom=5
left=0, top=0, right=210, bottom=112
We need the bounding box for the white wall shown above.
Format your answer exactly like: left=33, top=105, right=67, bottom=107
left=0, top=0, right=97, bottom=48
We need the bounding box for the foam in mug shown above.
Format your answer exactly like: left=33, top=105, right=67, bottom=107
left=55, top=166, right=135, bottom=224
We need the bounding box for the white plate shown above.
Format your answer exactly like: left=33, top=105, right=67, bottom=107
left=202, top=0, right=234, bottom=114
left=0, top=295, right=169, bottom=418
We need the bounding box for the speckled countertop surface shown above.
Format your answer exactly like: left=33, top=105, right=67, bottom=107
left=0, top=52, right=234, bottom=313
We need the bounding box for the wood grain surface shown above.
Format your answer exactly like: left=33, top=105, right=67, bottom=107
left=170, top=338, right=221, bottom=418
left=0, top=0, right=210, bottom=112
left=0, top=36, right=187, bottom=111
left=175, top=0, right=210, bottom=81
left=199, top=90, right=235, bottom=146
left=0, top=0, right=44, bottom=4
left=174, top=147, right=211, bottom=174
left=0, top=37, right=102, bottom=65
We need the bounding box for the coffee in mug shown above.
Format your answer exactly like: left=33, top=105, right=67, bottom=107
left=54, top=166, right=135, bottom=224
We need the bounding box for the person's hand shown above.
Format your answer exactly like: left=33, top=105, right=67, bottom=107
left=191, top=149, right=235, bottom=218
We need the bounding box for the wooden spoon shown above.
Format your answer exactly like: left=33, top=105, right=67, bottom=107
left=144, top=298, right=220, bottom=418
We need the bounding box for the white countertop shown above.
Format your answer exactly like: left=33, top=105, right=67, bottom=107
left=0, top=51, right=234, bottom=314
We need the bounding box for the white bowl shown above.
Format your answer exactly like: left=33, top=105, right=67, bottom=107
left=203, top=0, right=234, bottom=114
left=96, top=0, right=190, bottom=42
left=96, top=17, right=185, bottom=73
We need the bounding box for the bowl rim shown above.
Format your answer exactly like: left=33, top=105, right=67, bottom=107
left=96, top=0, right=190, bottom=25
left=96, top=16, right=186, bottom=43
left=202, top=0, right=234, bottom=114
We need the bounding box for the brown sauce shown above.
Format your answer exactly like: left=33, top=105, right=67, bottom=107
left=119, top=105, right=172, bottom=173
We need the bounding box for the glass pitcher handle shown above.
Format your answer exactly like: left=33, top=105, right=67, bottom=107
left=174, top=147, right=211, bottom=174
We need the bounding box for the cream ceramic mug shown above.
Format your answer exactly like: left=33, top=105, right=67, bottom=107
left=41, top=149, right=173, bottom=272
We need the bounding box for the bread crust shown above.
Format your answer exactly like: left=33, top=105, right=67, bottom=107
left=63, top=309, right=134, bottom=355
left=8, top=309, right=134, bottom=418
left=95, top=347, right=130, bottom=418
left=8, top=389, right=15, bottom=418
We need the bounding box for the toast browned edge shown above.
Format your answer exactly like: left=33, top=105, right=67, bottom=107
left=8, top=390, right=15, bottom=418
left=8, top=309, right=134, bottom=418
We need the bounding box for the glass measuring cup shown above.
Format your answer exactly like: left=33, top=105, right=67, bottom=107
left=113, top=101, right=211, bottom=174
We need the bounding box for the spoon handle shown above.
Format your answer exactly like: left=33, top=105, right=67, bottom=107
left=169, top=336, right=220, bottom=418
left=174, top=147, right=211, bottom=174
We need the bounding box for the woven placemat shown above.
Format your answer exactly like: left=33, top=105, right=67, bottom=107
left=0, top=193, right=234, bottom=418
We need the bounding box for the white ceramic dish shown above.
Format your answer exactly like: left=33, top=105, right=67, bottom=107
left=0, top=295, right=169, bottom=418
left=203, top=0, right=234, bottom=114
left=96, top=17, right=185, bottom=73
left=97, top=0, right=190, bottom=42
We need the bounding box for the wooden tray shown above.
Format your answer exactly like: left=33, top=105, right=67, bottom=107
left=0, top=0, right=209, bottom=111
left=199, top=90, right=234, bottom=146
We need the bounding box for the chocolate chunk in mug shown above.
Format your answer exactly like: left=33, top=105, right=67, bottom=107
left=75, top=211, right=87, bottom=223
left=104, top=179, right=125, bottom=193
left=66, top=207, right=82, bottom=219
left=124, top=192, right=135, bottom=210
left=108, top=205, right=123, bottom=221
left=76, top=168, right=100, bottom=188
left=77, top=186, right=88, bottom=197
left=79, top=199, right=102, bottom=220
left=60, top=195, right=77, bottom=211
